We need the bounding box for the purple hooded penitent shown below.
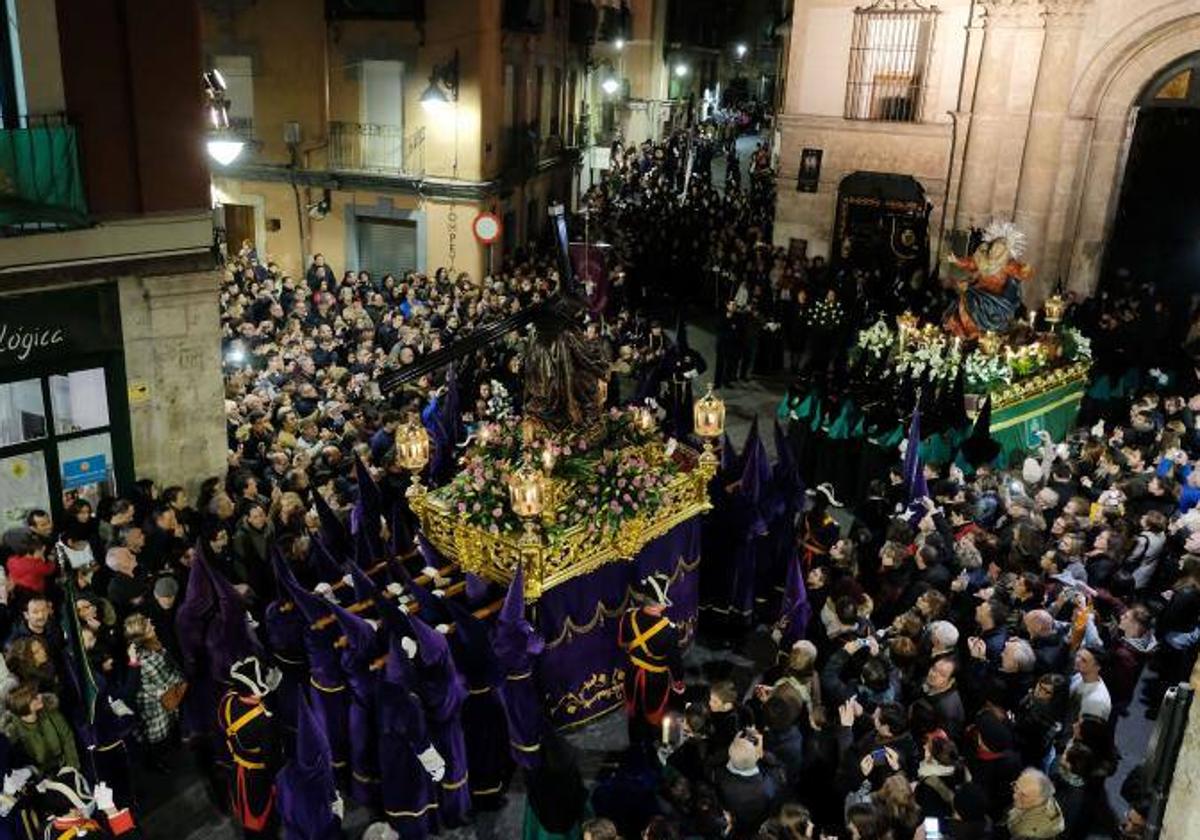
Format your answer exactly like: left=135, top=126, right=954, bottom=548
left=443, top=597, right=513, bottom=808
left=273, top=550, right=351, bottom=781
left=353, top=456, right=387, bottom=565
left=376, top=635, right=439, bottom=838
left=492, top=564, right=545, bottom=769
left=405, top=610, right=471, bottom=827
left=329, top=596, right=382, bottom=806
left=276, top=694, right=342, bottom=840
left=313, top=488, right=352, bottom=563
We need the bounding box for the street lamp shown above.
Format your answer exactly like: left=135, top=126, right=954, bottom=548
left=735, top=43, right=748, bottom=59
left=674, top=63, right=689, bottom=77
left=601, top=77, right=620, bottom=96
left=614, top=37, right=626, bottom=50
left=203, top=69, right=245, bottom=166
left=421, top=50, right=460, bottom=112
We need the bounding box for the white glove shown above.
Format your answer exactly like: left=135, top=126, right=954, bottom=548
left=365, top=619, right=380, bottom=631
left=314, top=582, right=337, bottom=602
left=435, top=623, right=450, bottom=635
left=93, top=781, right=115, bottom=813
left=433, top=589, right=446, bottom=598
left=108, top=697, right=134, bottom=718
left=331, top=792, right=345, bottom=819
left=420, top=566, right=440, bottom=580
left=386, top=582, right=405, bottom=598
left=416, top=745, right=446, bottom=782
left=401, top=636, right=418, bottom=660
left=342, top=573, right=354, bottom=588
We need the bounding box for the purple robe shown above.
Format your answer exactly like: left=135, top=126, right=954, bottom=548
left=407, top=615, right=471, bottom=827
left=330, top=600, right=383, bottom=806
left=377, top=640, right=439, bottom=839
left=493, top=565, right=545, bottom=769
left=443, top=598, right=513, bottom=809
left=263, top=599, right=306, bottom=731
left=353, top=456, right=388, bottom=565
left=274, top=551, right=352, bottom=781
left=276, top=695, right=341, bottom=840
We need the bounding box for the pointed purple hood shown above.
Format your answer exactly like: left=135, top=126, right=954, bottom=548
left=494, top=564, right=544, bottom=666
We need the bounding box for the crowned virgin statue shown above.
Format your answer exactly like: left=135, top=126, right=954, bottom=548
left=942, top=220, right=1033, bottom=339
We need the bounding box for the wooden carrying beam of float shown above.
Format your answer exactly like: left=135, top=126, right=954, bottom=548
left=363, top=598, right=505, bottom=667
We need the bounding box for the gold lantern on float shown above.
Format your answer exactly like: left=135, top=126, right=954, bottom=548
left=693, top=384, right=726, bottom=467
left=396, top=418, right=431, bottom=497
left=1043, top=293, right=1066, bottom=326
left=509, top=458, right=545, bottom=519
left=508, top=457, right=546, bottom=549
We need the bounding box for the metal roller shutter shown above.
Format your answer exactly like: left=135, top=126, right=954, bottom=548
left=356, top=216, right=418, bottom=276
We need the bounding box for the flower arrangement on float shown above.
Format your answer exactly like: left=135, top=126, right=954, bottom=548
left=851, top=312, right=1092, bottom=400
left=445, top=407, right=679, bottom=542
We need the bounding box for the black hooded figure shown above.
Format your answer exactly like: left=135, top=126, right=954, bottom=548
left=957, top=396, right=1002, bottom=475
left=665, top=314, right=708, bottom=439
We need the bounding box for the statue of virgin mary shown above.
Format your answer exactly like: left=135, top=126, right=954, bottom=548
left=942, top=220, right=1033, bottom=339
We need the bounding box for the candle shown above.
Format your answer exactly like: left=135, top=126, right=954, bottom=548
left=662, top=714, right=671, bottom=745
left=1030, top=311, right=1038, bottom=333
left=953, top=336, right=961, bottom=355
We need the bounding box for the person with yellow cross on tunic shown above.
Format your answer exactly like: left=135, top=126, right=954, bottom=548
left=220, top=657, right=282, bottom=838
left=617, top=573, right=684, bottom=744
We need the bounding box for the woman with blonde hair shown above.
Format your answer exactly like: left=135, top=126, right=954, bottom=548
left=873, top=773, right=923, bottom=840
left=124, top=612, right=186, bottom=749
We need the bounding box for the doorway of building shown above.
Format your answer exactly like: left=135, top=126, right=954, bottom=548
left=223, top=203, right=257, bottom=259
left=1102, top=52, right=1200, bottom=327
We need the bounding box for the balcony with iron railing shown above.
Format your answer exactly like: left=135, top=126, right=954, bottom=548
left=502, top=125, right=573, bottom=177
left=0, top=113, right=89, bottom=235
left=328, top=122, right=425, bottom=177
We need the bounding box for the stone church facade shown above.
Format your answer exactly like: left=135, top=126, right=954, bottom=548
left=773, top=0, right=1200, bottom=302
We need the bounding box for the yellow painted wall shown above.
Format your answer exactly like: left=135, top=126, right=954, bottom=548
left=212, top=176, right=493, bottom=282
left=204, top=0, right=584, bottom=281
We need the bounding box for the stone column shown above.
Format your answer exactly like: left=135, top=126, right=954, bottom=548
left=954, top=0, right=1044, bottom=230
left=118, top=270, right=227, bottom=496
left=1013, top=0, right=1091, bottom=301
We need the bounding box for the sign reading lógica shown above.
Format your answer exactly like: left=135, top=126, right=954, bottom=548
left=0, top=285, right=123, bottom=370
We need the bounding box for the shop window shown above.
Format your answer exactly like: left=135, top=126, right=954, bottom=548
left=49, top=368, right=109, bottom=434
left=844, top=0, right=938, bottom=123
left=57, top=431, right=115, bottom=511
left=0, top=379, right=45, bottom=445
left=0, top=366, right=119, bottom=518
left=0, top=452, right=49, bottom=532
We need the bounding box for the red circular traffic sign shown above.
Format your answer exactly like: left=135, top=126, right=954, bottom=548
left=472, top=212, right=502, bottom=245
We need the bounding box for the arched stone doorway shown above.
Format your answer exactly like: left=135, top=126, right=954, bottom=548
left=1062, top=6, right=1200, bottom=298
left=1100, top=52, right=1200, bottom=315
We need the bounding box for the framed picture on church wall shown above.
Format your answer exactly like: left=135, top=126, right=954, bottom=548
left=797, top=148, right=822, bottom=193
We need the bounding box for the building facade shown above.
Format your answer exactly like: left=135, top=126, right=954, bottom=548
left=204, top=0, right=594, bottom=282
left=0, top=0, right=225, bottom=528
left=774, top=0, right=1200, bottom=302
